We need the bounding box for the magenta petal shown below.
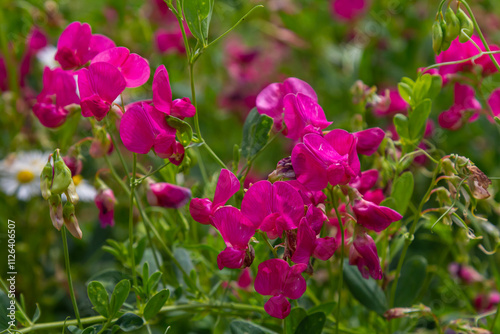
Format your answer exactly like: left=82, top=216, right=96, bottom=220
left=349, top=169, right=379, bottom=194
left=282, top=263, right=307, bottom=299
left=217, top=247, right=246, bottom=270
left=273, top=181, right=304, bottom=230
left=303, top=133, right=342, bottom=164
left=291, top=143, right=328, bottom=191
left=153, top=131, right=176, bottom=157
left=313, top=237, right=337, bottom=261
left=254, top=258, right=289, bottom=296
left=171, top=98, right=196, bottom=119
left=152, top=65, right=173, bottom=114
left=354, top=127, right=385, bottom=156
left=189, top=198, right=212, bottom=224
left=237, top=268, right=252, bottom=288
left=241, top=180, right=273, bottom=229
left=283, top=78, right=317, bottom=101
left=291, top=220, right=316, bottom=264
left=305, top=205, right=327, bottom=235
left=87, top=34, right=116, bottom=63
left=326, top=163, right=347, bottom=187
left=213, top=169, right=240, bottom=209
left=119, top=103, right=157, bottom=154
left=148, top=183, right=191, bottom=209
left=352, top=199, right=402, bottom=232
left=119, top=52, right=150, bottom=87
left=324, top=129, right=356, bottom=156
left=55, top=22, right=92, bottom=69
left=259, top=212, right=284, bottom=239
left=264, top=295, right=291, bottom=319
left=488, top=89, right=500, bottom=117
left=32, top=102, right=68, bottom=128
left=284, top=93, right=331, bottom=140
left=256, top=82, right=284, bottom=122
left=212, top=206, right=255, bottom=249
left=86, top=62, right=126, bottom=103
left=92, top=46, right=129, bottom=67
left=350, top=232, right=382, bottom=280
left=80, top=95, right=111, bottom=121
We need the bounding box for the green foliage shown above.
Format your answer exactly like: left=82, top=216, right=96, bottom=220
left=183, top=0, right=215, bottom=47
left=241, top=108, right=274, bottom=160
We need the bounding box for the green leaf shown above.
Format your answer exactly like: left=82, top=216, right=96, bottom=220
left=393, top=113, right=410, bottom=142
left=294, top=312, right=326, bottom=334
left=307, top=302, right=336, bottom=315
left=109, top=279, right=130, bottom=317
left=147, top=271, right=163, bottom=296
left=343, top=261, right=387, bottom=316
left=166, top=116, right=193, bottom=147
left=397, top=82, right=413, bottom=105
left=230, top=320, right=277, bottom=334
left=65, top=325, right=82, bottom=334
left=115, top=313, right=144, bottom=332
left=391, top=172, right=414, bottom=215
left=394, top=256, right=428, bottom=307
left=232, top=144, right=241, bottom=174
left=87, top=281, right=110, bottom=318
left=285, top=308, right=307, bottom=334
left=409, top=99, right=432, bottom=141
left=380, top=197, right=397, bottom=211
left=32, top=303, right=41, bottom=323
left=0, top=290, right=12, bottom=331
left=241, top=108, right=273, bottom=159
left=412, top=74, right=432, bottom=103
left=81, top=327, right=98, bottom=334
left=144, top=289, right=170, bottom=321
left=428, top=75, right=443, bottom=100
left=183, top=0, right=215, bottom=46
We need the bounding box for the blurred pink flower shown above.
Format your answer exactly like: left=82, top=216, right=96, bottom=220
left=438, top=84, right=481, bottom=130
left=255, top=259, right=307, bottom=319
left=147, top=182, right=191, bottom=209
left=237, top=268, right=253, bottom=289
left=155, top=30, right=185, bottom=54
left=95, top=188, right=116, bottom=228
left=330, top=0, right=368, bottom=21
left=448, top=262, right=484, bottom=285
left=373, top=89, right=409, bottom=117
left=474, top=291, right=500, bottom=312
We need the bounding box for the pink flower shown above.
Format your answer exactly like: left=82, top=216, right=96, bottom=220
left=286, top=180, right=327, bottom=207
left=0, top=56, right=7, bottom=92
left=32, top=67, right=80, bottom=128
left=119, top=102, right=183, bottom=164
left=488, top=88, right=500, bottom=118
left=374, top=89, right=409, bottom=117
left=330, top=0, right=368, bottom=21
left=95, top=188, right=116, bottom=228
left=20, top=27, right=48, bottom=87
left=92, top=47, right=150, bottom=87
left=291, top=219, right=338, bottom=264
left=254, top=259, right=307, bottom=319
left=241, top=180, right=304, bottom=239
left=237, top=268, right=253, bottom=289
left=291, top=130, right=361, bottom=191
left=349, top=227, right=382, bottom=279
left=438, top=84, right=481, bottom=130
left=189, top=169, right=240, bottom=224
left=155, top=30, right=185, bottom=54
left=349, top=169, right=379, bottom=194
left=78, top=62, right=126, bottom=120
left=283, top=93, right=332, bottom=140
left=152, top=65, right=196, bottom=119
left=352, top=198, right=402, bottom=232
left=256, top=77, right=317, bottom=131
left=363, top=189, right=384, bottom=205
left=474, top=291, right=500, bottom=312
left=353, top=128, right=385, bottom=156
left=147, top=182, right=191, bottom=209
left=448, top=262, right=484, bottom=285
left=211, top=206, right=256, bottom=270
left=55, top=22, right=115, bottom=70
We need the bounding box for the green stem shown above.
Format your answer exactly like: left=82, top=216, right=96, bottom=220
left=61, top=226, right=83, bottom=329
left=423, top=50, right=500, bottom=72
left=389, top=160, right=442, bottom=308
left=461, top=0, right=500, bottom=72
left=129, top=154, right=139, bottom=301
left=259, top=231, right=278, bottom=258
left=17, top=302, right=265, bottom=333
left=333, top=202, right=345, bottom=334
left=103, top=155, right=130, bottom=195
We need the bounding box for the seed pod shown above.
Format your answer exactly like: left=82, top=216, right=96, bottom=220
left=445, top=8, right=460, bottom=42
left=51, top=149, right=72, bottom=194
left=432, top=21, right=444, bottom=54
left=65, top=179, right=80, bottom=205
left=63, top=201, right=82, bottom=239
left=48, top=194, right=63, bottom=230
left=40, top=160, right=53, bottom=200
left=457, top=8, right=474, bottom=43
left=440, top=21, right=452, bottom=51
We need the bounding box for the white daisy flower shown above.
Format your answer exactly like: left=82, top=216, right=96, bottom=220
left=0, top=151, right=50, bottom=201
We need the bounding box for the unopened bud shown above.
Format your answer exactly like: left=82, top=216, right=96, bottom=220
left=268, top=156, right=295, bottom=182
left=40, top=160, right=53, bottom=200
left=48, top=194, right=63, bottom=230
left=51, top=149, right=72, bottom=194
left=63, top=202, right=82, bottom=239
left=65, top=179, right=79, bottom=204
left=457, top=8, right=474, bottom=43
left=445, top=8, right=460, bottom=42
left=432, top=21, right=443, bottom=54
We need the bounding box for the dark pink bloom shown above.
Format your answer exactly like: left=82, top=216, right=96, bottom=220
left=283, top=93, right=332, bottom=140
left=488, top=88, right=500, bottom=118
left=0, top=56, right=7, bottom=92
left=78, top=62, right=126, bottom=121
left=95, top=188, right=116, bottom=228
left=256, top=77, right=317, bottom=131
left=152, top=65, right=196, bottom=119
left=374, top=89, right=408, bottom=117
left=55, top=22, right=115, bottom=70
left=291, top=131, right=361, bottom=191
left=448, top=263, right=484, bottom=285
left=147, top=182, right=191, bottom=209
left=349, top=228, right=382, bottom=279
left=352, top=198, right=402, bottom=232
left=63, top=155, right=83, bottom=177
left=237, top=268, right=252, bottom=289
left=211, top=206, right=256, bottom=270
left=349, top=169, right=379, bottom=194
left=353, top=128, right=385, bottom=155
left=155, top=30, right=185, bottom=54
left=119, top=102, right=183, bottom=163
left=291, top=220, right=337, bottom=264
left=438, top=84, right=481, bottom=130
left=363, top=189, right=384, bottom=205
left=474, top=291, right=500, bottom=312
left=32, top=67, right=80, bottom=128
left=286, top=180, right=327, bottom=207
left=254, top=259, right=307, bottom=319
left=241, top=180, right=304, bottom=239
left=330, top=0, right=368, bottom=21
left=92, top=47, right=150, bottom=87
left=189, top=169, right=240, bottom=224
left=20, top=27, right=48, bottom=87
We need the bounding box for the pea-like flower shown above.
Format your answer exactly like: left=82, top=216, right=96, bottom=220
left=348, top=227, right=382, bottom=280
left=352, top=198, right=402, bottom=232
left=147, top=182, right=191, bottom=209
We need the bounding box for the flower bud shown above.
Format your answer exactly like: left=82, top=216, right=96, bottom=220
left=457, top=8, right=474, bottom=43
left=147, top=182, right=191, bottom=209
left=63, top=155, right=82, bottom=177
left=467, top=165, right=492, bottom=200
left=440, top=21, right=451, bottom=51
left=445, top=8, right=460, bottom=42
left=51, top=149, right=72, bottom=194
left=268, top=156, right=295, bottom=182
left=63, top=201, right=82, bottom=239
left=189, top=198, right=212, bottom=224
left=65, top=179, right=79, bottom=204
left=40, top=160, right=53, bottom=200
left=432, top=21, right=443, bottom=54
left=94, top=188, right=116, bottom=228
left=89, top=132, right=112, bottom=158
left=48, top=194, right=63, bottom=230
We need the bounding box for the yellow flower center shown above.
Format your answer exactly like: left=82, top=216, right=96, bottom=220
left=72, top=175, right=83, bottom=186
left=17, top=170, right=35, bottom=184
